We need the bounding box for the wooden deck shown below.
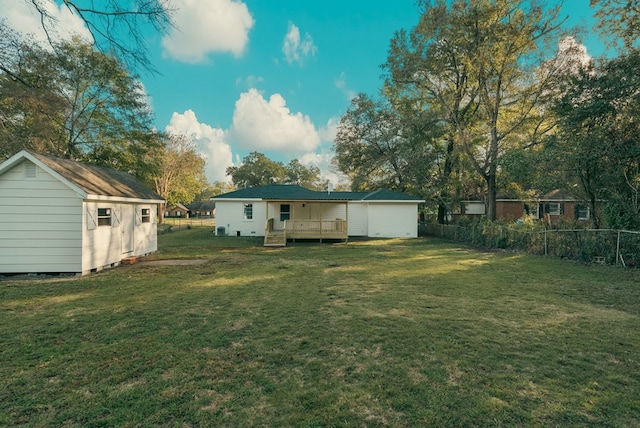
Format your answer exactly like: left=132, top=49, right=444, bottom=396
left=264, top=218, right=347, bottom=246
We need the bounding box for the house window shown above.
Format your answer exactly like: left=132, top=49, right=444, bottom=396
left=525, top=203, right=541, bottom=219
left=576, top=205, right=590, bottom=220
left=280, top=204, right=291, bottom=222
left=546, top=203, right=562, bottom=216
left=243, top=203, right=253, bottom=220
left=141, top=208, right=151, bottom=223
left=98, top=208, right=112, bottom=226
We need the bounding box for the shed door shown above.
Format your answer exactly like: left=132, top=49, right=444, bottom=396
left=121, top=204, right=135, bottom=254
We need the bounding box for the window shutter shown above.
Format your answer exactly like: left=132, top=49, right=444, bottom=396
left=112, top=207, right=121, bottom=227
left=560, top=203, right=565, bottom=215
left=135, top=208, right=142, bottom=226
left=544, top=204, right=550, bottom=214
left=86, top=208, right=97, bottom=230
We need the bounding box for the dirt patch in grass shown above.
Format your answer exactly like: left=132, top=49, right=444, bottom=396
left=138, top=259, right=210, bottom=266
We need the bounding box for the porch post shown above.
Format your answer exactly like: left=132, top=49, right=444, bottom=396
left=319, top=203, right=323, bottom=243
left=345, top=202, right=349, bottom=243
left=291, top=201, right=295, bottom=242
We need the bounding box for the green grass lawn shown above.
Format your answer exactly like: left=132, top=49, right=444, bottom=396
left=1, top=228, right=639, bottom=426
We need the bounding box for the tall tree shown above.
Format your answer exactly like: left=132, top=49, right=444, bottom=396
left=0, top=36, right=157, bottom=168
left=151, top=133, right=208, bottom=223
left=226, top=152, right=322, bottom=189
left=334, top=93, right=442, bottom=200
left=384, top=1, right=480, bottom=222
left=226, top=152, right=287, bottom=188
left=284, top=159, right=322, bottom=190
left=545, top=51, right=640, bottom=229
left=383, top=0, right=565, bottom=220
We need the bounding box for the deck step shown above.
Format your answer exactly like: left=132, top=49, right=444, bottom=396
left=264, top=231, right=286, bottom=247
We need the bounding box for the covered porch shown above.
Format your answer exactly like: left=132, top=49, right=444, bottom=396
left=263, top=200, right=349, bottom=246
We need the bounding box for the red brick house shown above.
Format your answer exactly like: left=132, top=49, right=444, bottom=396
left=457, top=190, right=594, bottom=224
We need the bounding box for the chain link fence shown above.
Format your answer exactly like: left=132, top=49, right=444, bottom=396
left=158, top=217, right=215, bottom=234
left=421, top=222, right=640, bottom=266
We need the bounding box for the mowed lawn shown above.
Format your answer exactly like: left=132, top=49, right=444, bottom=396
left=1, top=229, right=639, bottom=427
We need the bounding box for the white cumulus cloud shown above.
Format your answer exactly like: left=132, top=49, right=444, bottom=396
left=165, top=110, right=234, bottom=183
left=0, top=0, right=91, bottom=45
left=556, top=36, right=592, bottom=73
left=335, top=72, right=357, bottom=102
left=282, top=22, right=317, bottom=65
left=229, top=89, right=321, bottom=153
left=299, top=152, right=349, bottom=187
left=162, top=0, right=254, bottom=64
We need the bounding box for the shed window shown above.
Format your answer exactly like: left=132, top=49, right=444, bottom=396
left=243, top=203, right=253, bottom=220
left=141, top=208, right=151, bottom=223
left=280, top=204, right=291, bottom=221
left=98, top=208, right=112, bottom=226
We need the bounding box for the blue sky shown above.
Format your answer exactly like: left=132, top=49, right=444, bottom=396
left=2, top=0, right=606, bottom=184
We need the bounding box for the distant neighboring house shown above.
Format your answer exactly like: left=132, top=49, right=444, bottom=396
left=211, top=184, right=424, bottom=246
left=456, top=189, right=594, bottom=224
left=164, top=203, right=189, bottom=218
left=0, top=150, right=164, bottom=275
left=186, top=201, right=215, bottom=218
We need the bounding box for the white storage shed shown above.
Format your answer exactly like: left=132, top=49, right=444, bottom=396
left=0, top=150, right=164, bottom=275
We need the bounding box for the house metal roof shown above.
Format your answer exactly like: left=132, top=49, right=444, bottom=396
left=1, top=150, right=164, bottom=202
left=211, top=184, right=423, bottom=202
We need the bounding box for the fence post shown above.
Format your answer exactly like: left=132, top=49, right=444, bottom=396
left=616, top=230, right=621, bottom=266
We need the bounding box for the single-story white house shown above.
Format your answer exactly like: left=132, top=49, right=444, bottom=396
left=0, top=150, right=164, bottom=275
left=211, top=184, right=424, bottom=246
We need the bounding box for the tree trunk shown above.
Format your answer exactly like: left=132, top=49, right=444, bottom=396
left=158, top=202, right=166, bottom=225
left=437, top=204, right=448, bottom=224
left=589, top=194, right=599, bottom=229
left=486, top=173, right=497, bottom=221
left=437, top=137, right=456, bottom=224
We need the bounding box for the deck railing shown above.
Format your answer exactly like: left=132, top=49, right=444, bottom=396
left=284, top=219, right=348, bottom=240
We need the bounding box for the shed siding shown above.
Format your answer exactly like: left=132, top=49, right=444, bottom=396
left=367, top=203, right=418, bottom=238
left=0, top=160, right=83, bottom=273
left=82, top=202, right=158, bottom=273
left=134, top=205, right=158, bottom=256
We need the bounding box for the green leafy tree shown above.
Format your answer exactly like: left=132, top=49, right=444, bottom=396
left=334, top=93, right=442, bottom=201
left=0, top=37, right=157, bottom=169
left=284, top=159, right=322, bottom=190
left=151, top=133, right=208, bottom=223
left=545, top=52, right=640, bottom=229
left=202, top=181, right=237, bottom=199
left=591, top=0, right=640, bottom=52
left=383, top=0, right=565, bottom=220
left=226, top=152, right=322, bottom=190
left=226, top=152, right=287, bottom=188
